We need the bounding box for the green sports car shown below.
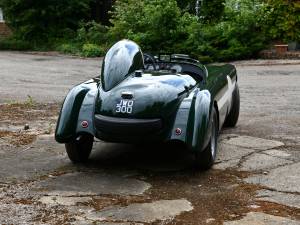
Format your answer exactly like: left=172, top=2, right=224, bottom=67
left=55, top=40, right=240, bottom=169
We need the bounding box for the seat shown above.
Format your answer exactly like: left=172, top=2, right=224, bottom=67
left=181, top=64, right=204, bottom=82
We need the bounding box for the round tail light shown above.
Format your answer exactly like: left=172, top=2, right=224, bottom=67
left=175, top=128, right=182, bottom=135
left=81, top=121, right=89, bottom=128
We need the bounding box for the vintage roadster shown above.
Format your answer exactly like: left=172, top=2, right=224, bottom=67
left=55, top=40, right=240, bottom=169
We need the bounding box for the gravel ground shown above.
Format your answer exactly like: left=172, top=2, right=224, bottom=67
left=0, top=51, right=299, bottom=224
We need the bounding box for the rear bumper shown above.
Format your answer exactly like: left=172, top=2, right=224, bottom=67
left=94, top=114, right=166, bottom=143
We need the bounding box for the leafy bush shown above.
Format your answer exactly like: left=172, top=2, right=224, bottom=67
left=2, top=0, right=294, bottom=62
left=183, top=0, right=267, bottom=62
left=109, top=0, right=266, bottom=62
left=57, top=43, right=80, bottom=55
left=81, top=43, right=105, bottom=57
left=76, top=21, right=109, bottom=45
left=55, top=21, right=108, bottom=57
left=0, top=38, right=31, bottom=50
left=109, top=0, right=190, bottom=52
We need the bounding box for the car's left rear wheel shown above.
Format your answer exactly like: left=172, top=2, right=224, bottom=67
left=65, top=134, right=94, bottom=163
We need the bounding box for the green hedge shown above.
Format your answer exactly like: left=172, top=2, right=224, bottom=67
left=1, top=0, right=299, bottom=61
left=108, top=0, right=267, bottom=62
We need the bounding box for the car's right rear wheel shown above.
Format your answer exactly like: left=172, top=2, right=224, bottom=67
left=65, top=134, right=94, bottom=163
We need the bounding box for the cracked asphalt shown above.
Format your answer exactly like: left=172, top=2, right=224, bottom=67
left=0, top=52, right=299, bottom=224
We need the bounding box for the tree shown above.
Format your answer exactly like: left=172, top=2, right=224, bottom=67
left=0, top=0, right=92, bottom=41
left=201, top=0, right=226, bottom=23
left=263, top=0, right=300, bottom=42
left=176, top=0, right=226, bottom=23
left=109, top=0, right=195, bottom=52
left=176, top=0, right=196, bottom=13
left=90, top=0, right=114, bottom=25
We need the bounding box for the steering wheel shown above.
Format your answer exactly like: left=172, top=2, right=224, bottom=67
left=143, top=53, right=157, bottom=71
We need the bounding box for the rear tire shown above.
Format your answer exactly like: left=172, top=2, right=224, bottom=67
left=65, top=134, right=94, bottom=163
left=195, top=108, right=218, bottom=170
left=224, top=84, right=240, bottom=127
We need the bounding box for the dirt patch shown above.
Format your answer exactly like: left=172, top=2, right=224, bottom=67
left=0, top=130, right=12, bottom=138
left=1, top=131, right=37, bottom=146
left=0, top=102, right=59, bottom=146
left=0, top=102, right=59, bottom=125
left=13, top=198, right=34, bottom=205
left=0, top=152, right=298, bottom=224
left=32, top=207, right=73, bottom=224
left=254, top=201, right=300, bottom=221
left=140, top=169, right=253, bottom=225
left=123, top=169, right=296, bottom=225
left=51, top=168, right=260, bottom=224
left=82, top=195, right=150, bottom=211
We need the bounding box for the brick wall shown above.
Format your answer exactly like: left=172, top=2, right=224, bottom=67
left=0, top=22, right=11, bottom=38
left=260, top=50, right=300, bottom=59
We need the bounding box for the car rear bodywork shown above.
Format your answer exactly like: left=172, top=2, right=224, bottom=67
left=55, top=40, right=237, bottom=154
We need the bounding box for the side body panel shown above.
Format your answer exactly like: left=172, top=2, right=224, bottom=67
left=170, top=63, right=237, bottom=152
left=205, top=63, right=237, bottom=130
left=55, top=79, right=99, bottom=143
left=170, top=89, right=212, bottom=152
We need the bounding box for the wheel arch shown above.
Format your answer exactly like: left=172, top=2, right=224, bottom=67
left=55, top=80, right=99, bottom=143
left=170, top=89, right=213, bottom=153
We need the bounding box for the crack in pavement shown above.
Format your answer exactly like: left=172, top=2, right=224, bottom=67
left=258, top=186, right=300, bottom=196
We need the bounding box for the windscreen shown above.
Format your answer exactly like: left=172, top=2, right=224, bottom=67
left=101, top=40, right=144, bottom=91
